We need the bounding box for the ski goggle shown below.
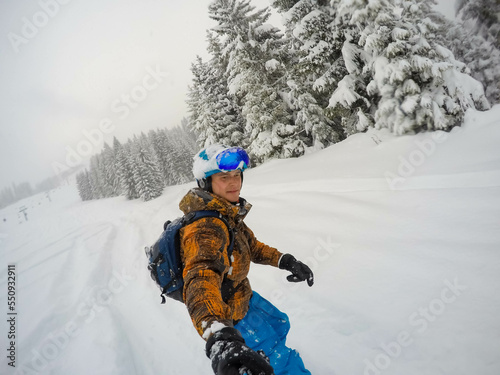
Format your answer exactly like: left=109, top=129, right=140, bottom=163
left=216, top=147, right=250, bottom=172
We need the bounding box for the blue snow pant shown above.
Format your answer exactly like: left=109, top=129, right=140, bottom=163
left=234, top=291, right=311, bottom=375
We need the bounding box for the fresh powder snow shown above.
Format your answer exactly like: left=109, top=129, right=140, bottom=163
left=1, top=106, right=499, bottom=374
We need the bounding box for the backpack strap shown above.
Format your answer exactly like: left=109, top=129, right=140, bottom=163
left=183, top=210, right=235, bottom=263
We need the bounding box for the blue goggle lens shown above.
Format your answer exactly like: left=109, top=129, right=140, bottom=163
left=216, top=147, right=250, bottom=172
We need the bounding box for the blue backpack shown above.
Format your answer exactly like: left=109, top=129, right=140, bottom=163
left=145, top=210, right=234, bottom=304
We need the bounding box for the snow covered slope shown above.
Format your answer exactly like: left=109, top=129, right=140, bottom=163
left=1, top=106, right=499, bottom=375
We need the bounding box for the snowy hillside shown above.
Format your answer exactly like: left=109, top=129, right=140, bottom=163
left=1, top=106, right=500, bottom=375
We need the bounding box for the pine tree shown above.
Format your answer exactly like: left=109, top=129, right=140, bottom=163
left=328, top=0, right=489, bottom=135
left=272, top=0, right=346, bottom=148
left=164, top=130, right=184, bottom=185
left=188, top=56, right=218, bottom=146
left=88, top=155, right=105, bottom=199
left=114, top=137, right=139, bottom=200
left=187, top=57, right=205, bottom=144
left=102, top=142, right=121, bottom=196
left=456, top=0, right=500, bottom=49
left=169, top=126, right=198, bottom=183
left=162, top=129, right=185, bottom=185
left=187, top=33, right=246, bottom=148
left=148, top=129, right=170, bottom=184
left=131, top=135, right=164, bottom=201
left=438, top=2, right=500, bottom=104
left=208, top=0, right=294, bottom=162
left=76, top=170, right=93, bottom=201
left=181, top=117, right=198, bottom=146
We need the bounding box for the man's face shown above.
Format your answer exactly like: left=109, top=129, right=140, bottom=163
left=211, top=170, right=242, bottom=203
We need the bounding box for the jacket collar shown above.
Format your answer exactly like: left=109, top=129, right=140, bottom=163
left=179, top=188, right=251, bottom=224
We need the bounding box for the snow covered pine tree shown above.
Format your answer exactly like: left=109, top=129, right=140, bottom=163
left=207, top=0, right=298, bottom=162
left=271, top=0, right=345, bottom=148
left=328, top=0, right=490, bottom=135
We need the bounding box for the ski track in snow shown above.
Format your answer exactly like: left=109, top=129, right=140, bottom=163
left=1, top=107, right=500, bottom=374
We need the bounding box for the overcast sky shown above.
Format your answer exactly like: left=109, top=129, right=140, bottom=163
left=0, top=0, right=455, bottom=190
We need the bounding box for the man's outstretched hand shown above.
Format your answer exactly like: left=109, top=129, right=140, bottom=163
left=206, top=327, right=274, bottom=375
left=279, top=254, right=314, bottom=286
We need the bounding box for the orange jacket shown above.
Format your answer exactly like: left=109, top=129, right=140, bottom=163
left=179, top=188, right=282, bottom=338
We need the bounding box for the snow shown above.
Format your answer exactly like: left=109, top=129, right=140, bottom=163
left=442, top=69, right=490, bottom=108
left=255, top=23, right=278, bottom=35
left=202, top=321, right=228, bottom=341
left=410, top=55, right=433, bottom=72
left=391, top=27, right=410, bottom=40
left=329, top=75, right=361, bottom=108
left=293, top=9, right=323, bottom=40
left=356, top=109, right=372, bottom=132
left=342, top=42, right=363, bottom=74
left=1, top=105, right=500, bottom=374
left=265, top=59, right=280, bottom=72
left=400, top=95, right=419, bottom=114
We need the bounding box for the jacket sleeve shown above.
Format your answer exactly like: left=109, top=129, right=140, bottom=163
left=242, top=222, right=283, bottom=267
left=180, top=217, right=234, bottom=338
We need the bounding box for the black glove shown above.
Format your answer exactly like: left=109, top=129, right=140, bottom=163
left=279, top=254, right=314, bottom=286
left=206, top=327, right=274, bottom=375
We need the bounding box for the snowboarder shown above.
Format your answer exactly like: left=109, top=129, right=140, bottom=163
left=179, top=144, right=314, bottom=375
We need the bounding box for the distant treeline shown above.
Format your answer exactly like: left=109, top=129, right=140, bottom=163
left=0, top=175, right=62, bottom=210
left=76, top=124, right=198, bottom=202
